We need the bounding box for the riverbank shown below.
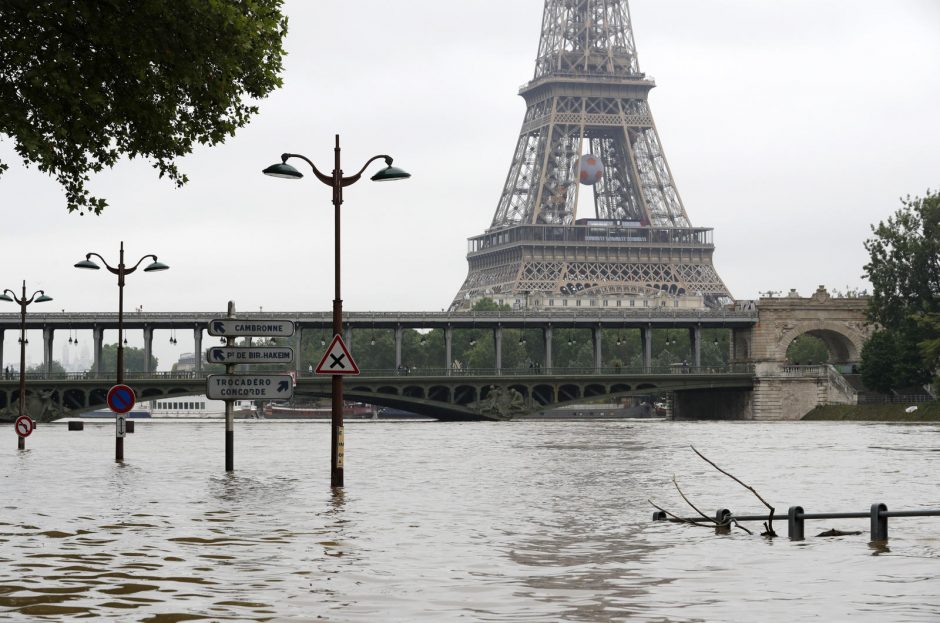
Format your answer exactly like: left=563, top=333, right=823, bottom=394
left=803, top=402, right=940, bottom=421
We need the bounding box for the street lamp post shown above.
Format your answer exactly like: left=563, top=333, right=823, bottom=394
left=0, top=281, right=53, bottom=450
left=75, top=241, right=168, bottom=461
left=264, top=134, right=410, bottom=488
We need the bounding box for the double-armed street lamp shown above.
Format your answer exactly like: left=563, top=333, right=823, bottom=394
left=0, top=281, right=53, bottom=450
left=75, top=241, right=169, bottom=461
left=263, top=134, right=410, bottom=488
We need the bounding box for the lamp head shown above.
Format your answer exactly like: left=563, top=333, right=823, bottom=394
left=0, top=293, right=12, bottom=302
left=263, top=162, right=303, bottom=180
left=35, top=294, right=53, bottom=303
left=370, top=164, right=411, bottom=182
left=144, top=260, right=169, bottom=272
left=74, top=259, right=100, bottom=270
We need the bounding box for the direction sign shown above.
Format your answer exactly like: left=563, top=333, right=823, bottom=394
left=315, top=335, right=360, bottom=375
left=107, top=384, right=136, bottom=414
left=206, top=346, right=294, bottom=365
left=14, top=415, right=34, bottom=438
left=206, top=374, right=295, bottom=400
left=116, top=415, right=126, bottom=438
left=207, top=319, right=294, bottom=338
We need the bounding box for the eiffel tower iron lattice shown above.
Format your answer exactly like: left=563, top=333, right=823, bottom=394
left=451, top=0, right=732, bottom=311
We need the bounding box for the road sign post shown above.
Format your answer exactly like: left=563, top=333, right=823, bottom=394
left=14, top=415, right=34, bottom=439
left=107, top=384, right=135, bottom=451
left=207, top=304, right=295, bottom=472
left=315, top=334, right=358, bottom=487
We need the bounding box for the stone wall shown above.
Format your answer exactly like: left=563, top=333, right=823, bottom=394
left=734, top=286, right=872, bottom=365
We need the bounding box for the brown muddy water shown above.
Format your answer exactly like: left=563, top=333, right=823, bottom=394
left=1, top=420, right=938, bottom=622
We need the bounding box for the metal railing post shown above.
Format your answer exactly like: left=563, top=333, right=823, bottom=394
left=871, top=503, right=888, bottom=541
left=788, top=506, right=804, bottom=540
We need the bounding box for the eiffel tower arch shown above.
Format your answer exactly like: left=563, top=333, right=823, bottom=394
left=452, top=0, right=732, bottom=311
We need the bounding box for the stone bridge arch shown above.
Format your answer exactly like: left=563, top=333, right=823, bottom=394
left=742, top=286, right=873, bottom=365
left=777, top=323, right=866, bottom=364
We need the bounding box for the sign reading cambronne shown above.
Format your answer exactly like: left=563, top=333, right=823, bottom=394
left=207, top=319, right=295, bottom=338
left=206, top=374, right=294, bottom=400
left=206, top=347, right=294, bottom=365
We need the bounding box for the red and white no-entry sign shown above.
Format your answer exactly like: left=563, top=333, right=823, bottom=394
left=14, top=415, right=35, bottom=438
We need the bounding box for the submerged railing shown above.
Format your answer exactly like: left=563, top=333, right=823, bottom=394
left=653, top=503, right=940, bottom=541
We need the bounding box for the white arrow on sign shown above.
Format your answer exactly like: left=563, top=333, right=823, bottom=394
left=315, top=335, right=360, bottom=375
left=206, top=374, right=295, bottom=400
left=207, top=319, right=295, bottom=337
left=206, top=347, right=294, bottom=365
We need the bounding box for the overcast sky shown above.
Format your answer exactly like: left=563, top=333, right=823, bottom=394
left=2, top=0, right=939, bottom=369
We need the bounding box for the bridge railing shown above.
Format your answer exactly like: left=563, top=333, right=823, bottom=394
left=0, top=364, right=754, bottom=382
left=0, top=364, right=756, bottom=382
left=0, top=308, right=759, bottom=323
left=0, top=371, right=209, bottom=382
left=825, top=364, right=858, bottom=402
left=368, top=364, right=755, bottom=378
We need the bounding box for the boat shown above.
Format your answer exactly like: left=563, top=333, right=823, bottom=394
left=82, top=409, right=152, bottom=418
left=262, top=402, right=376, bottom=419
left=532, top=402, right=660, bottom=419
left=376, top=407, right=430, bottom=419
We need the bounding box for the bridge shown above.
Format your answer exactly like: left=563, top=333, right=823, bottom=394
left=0, top=365, right=755, bottom=422
left=0, top=288, right=873, bottom=421
left=0, top=307, right=757, bottom=376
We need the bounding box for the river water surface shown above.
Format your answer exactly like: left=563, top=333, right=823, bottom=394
left=1, top=419, right=938, bottom=622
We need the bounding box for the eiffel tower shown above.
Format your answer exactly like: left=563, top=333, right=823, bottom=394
left=451, top=0, right=732, bottom=311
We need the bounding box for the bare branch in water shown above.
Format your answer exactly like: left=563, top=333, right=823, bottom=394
left=672, top=474, right=718, bottom=525
left=648, top=499, right=713, bottom=527
left=690, top=445, right=777, bottom=537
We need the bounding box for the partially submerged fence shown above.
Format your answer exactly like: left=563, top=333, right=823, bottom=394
left=653, top=503, right=940, bottom=541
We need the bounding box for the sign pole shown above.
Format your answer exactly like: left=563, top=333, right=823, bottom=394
left=204, top=312, right=295, bottom=472
left=225, top=301, right=235, bottom=472
left=332, top=134, right=345, bottom=489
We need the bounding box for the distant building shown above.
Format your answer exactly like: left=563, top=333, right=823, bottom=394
left=175, top=352, right=196, bottom=372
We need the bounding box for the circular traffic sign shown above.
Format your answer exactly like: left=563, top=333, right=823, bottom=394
left=15, top=415, right=34, bottom=438
left=107, top=384, right=136, bottom=414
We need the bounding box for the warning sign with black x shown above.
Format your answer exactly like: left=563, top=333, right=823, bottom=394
left=315, top=335, right=360, bottom=376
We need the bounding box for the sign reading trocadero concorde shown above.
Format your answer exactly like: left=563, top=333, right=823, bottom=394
left=206, top=374, right=294, bottom=400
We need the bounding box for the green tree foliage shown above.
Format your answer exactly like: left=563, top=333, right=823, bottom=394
left=785, top=334, right=830, bottom=365
left=864, top=191, right=940, bottom=327
left=26, top=360, right=66, bottom=375
left=0, top=0, right=288, bottom=214
left=917, top=313, right=940, bottom=374
left=862, top=191, right=940, bottom=390
left=470, top=298, right=511, bottom=312
left=99, top=343, right=158, bottom=374
left=860, top=329, right=930, bottom=393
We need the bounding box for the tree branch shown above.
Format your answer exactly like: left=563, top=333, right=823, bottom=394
left=690, top=445, right=777, bottom=537
left=648, top=499, right=712, bottom=527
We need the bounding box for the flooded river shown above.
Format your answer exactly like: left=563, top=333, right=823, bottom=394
left=1, top=420, right=938, bottom=621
